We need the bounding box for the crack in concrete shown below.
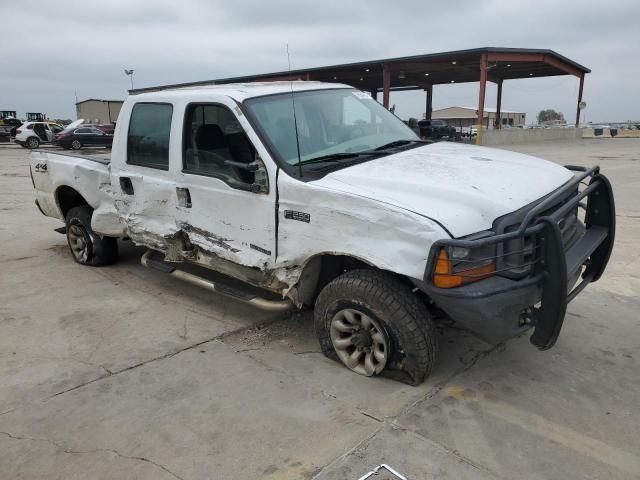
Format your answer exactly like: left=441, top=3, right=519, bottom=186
left=309, top=429, right=383, bottom=480
left=309, top=342, right=505, bottom=479
left=0, top=431, right=185, bottom=480
left=234, top=347, right=263, bottom=353
left=46, top=316, right=285, bottom=400
left=389, top=425, right=502, bottom=479
left=359, top=410, right=383, bottom=423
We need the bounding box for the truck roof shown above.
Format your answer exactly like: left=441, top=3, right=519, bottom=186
left=131, top=81, right=352, bottom=102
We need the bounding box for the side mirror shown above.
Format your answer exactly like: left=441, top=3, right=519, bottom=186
left=224, top=159, right=269, bottom=194
left=224, top=159, right=258, bottom=171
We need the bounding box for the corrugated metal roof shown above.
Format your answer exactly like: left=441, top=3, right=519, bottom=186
left=130, top=47, right=590, bottom=95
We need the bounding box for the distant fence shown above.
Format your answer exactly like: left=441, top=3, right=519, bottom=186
left=479, top=126, right=640, bottom=145
left=582, top=127, right=640, bottom=139
left=480, top=128, right=582, bottom=146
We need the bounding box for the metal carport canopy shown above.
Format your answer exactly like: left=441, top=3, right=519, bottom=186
left=132, top=47, right=590, bottom=130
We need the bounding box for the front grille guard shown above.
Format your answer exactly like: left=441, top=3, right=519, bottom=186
left=425, top=165, right=616, bottom=350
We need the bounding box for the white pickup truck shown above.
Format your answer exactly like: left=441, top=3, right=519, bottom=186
left=30, top=82, right=615, bottom=384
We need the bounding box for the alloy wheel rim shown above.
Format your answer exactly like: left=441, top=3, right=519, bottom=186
left=68, top=224, right=89, bottom=263
left=329, top=308, right=388, bottom=376
left=72, top=140, right=81, bottom=149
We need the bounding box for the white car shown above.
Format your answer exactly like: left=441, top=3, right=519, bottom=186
left=15, top=122, right=64, bottom=149
left=29, top=82, right=615, bottom=384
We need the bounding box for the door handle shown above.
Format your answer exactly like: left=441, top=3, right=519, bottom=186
left=176, top=187, right=192, bottom=208
left=119, top=177, right=134, bottom=195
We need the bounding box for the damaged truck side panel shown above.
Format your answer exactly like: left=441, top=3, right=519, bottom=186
left=276, top=173, right=448, bottom=286
left=32, top=151, right=125, bottom=237
left=109, top=93, right=280, bottom=271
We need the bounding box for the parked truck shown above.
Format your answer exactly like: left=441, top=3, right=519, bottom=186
left=418, top=118, right=459, bottom=140
left=29, top=82, right=615, bottom=384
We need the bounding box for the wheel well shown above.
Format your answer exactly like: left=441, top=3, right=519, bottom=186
left=294, top=254, right=373, bottom=306
left=56, top=186, right=89, bottom=219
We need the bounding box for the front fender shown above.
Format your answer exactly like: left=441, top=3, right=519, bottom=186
left=276, top=172, right=449, bottom=282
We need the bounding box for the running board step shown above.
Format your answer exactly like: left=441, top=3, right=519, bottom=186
left=141, top=249, right=293, bottom=312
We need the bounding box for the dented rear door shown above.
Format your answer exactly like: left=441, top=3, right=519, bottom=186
left=110, top=101, right=180, bottom=249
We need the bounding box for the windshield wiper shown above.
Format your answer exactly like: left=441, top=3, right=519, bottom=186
left=301, top=140, right=428, bottom=167
left=370, top=139, right=428, bottom=151
left=301, top=151, right=381, bottom=165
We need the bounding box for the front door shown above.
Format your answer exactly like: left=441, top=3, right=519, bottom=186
left=174, top=100, right=276, bottom=270
left=109, top=101, right=179, bottom=249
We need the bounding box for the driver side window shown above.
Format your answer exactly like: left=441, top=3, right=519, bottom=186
left=182, top=104, right=257, bottom=187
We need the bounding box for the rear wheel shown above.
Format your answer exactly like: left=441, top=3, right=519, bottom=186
left=71, top=139, right=82, bottom=150
left=26, top=137, right=40, bottom=149
left=65, top=206, right=118, bottom=266
left=314, top=269, right=438, bottom=385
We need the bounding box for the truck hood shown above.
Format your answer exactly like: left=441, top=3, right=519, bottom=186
left=311, top=142, right=574, bottom=238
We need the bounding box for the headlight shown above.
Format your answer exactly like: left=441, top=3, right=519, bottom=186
left=433, top=238, right=496, bottom=289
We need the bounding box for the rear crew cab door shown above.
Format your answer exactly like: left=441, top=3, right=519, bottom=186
left=173, top=96, right=276, bottom=269
left=109, top=101, right=179, bottom=248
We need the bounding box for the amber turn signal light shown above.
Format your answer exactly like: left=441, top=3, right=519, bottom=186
left=433, top=248, right=496, bottom=288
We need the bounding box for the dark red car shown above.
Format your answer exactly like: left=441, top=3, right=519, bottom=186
left=55, top=126, right=114, bottom=150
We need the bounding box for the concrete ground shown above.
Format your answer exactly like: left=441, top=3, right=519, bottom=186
left=0, top=139, right=638, bottom=480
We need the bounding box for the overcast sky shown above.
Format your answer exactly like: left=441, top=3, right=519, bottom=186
left=2, top=0, right=638, bottom=123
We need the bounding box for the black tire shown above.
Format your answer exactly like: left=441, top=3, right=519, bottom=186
left=70, top=139, right=82, bottom=150
left=26, top=137, right=40, bottom=149
left=65, top=206, right=118, bottom=266
left=314, top=269, right=438, bottom=385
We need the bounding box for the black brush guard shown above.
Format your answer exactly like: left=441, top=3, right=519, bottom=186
left=425, top=165, right=615, bottom=349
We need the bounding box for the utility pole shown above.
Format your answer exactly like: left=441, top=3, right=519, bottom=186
left=124, top=69, right=135, bottom=90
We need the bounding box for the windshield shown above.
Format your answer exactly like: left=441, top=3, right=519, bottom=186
left=244, top=88, right=419, bottom=165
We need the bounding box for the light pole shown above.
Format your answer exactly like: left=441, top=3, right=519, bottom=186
left=124, top=69, right=135, bottom=90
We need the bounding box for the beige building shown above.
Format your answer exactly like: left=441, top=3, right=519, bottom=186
left=75, top=99, right=123, bottom=124
left=432, top=106, right=526, bottom=129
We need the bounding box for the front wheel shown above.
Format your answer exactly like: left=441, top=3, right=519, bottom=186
left=70, top=139, right=82, bottom=150
left=26, top=137, right=40, bottom=149
left=314, top=269, right=438, bottom=385
left=65, top=206, right=118, bottom=266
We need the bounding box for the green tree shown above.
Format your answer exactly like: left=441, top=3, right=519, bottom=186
left=537, top=109, right=566, bottom=124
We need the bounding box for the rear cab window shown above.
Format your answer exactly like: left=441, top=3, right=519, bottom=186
left=127, top=103, right=173, bottom=170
